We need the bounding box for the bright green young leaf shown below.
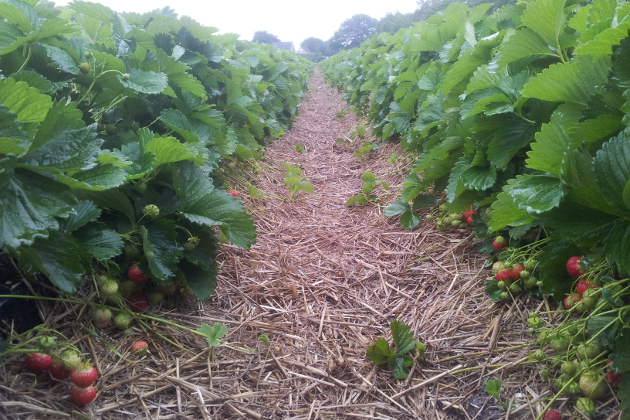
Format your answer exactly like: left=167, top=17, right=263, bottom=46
left=522, top=56, right=610, bottom=105
left=400, top=210, right=421, bottom=229
left=366, top=338, right=396, bottom=365
left=390, top=320, right=417, bottom=355
left=197, top=322, right=227, bottom=347
left=0, top=20, right=27, bottom=55
left=520, top=0, right=567, bottom=47
left=496, top=28, right=556, bottom=67
left=461, top=165, right=497, bottom=191
left=489, top=178, right=537, bottom=232
left=485, top=380, right=502, bottom=400
left=0, top=78, right=52, bottom=123
left=145, top=136, right=201, bottom=166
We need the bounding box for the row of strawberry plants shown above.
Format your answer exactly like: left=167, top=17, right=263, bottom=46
left=320, top=0, right=630, bottom=416
left=0, top=0, right=313, bottom=300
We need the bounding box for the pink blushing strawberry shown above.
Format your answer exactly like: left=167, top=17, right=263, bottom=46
left=130, top=340, right=148, bottom=357
left=71, top=364, right=98, bottom=388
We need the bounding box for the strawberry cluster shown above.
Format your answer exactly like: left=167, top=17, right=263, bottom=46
left=562, top=256, right=600, bottom=314
left=492, top=259, right=539, bottom=300
left=23, top=345, right=98, bottom=406
left=434, top=204, right=477, bottom=230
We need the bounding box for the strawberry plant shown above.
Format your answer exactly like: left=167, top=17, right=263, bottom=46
left=280, top=162, right=313, bottom=200
left=346, top=172, right=390, bottom=206
left=366, top=320, right=425, bottom=379
left=0, top=0, right=313, bottom=301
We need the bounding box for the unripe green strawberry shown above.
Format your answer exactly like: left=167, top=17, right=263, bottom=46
left=147, top=290, right=163, bottom=305
left=38, top=336, right=57, bottom=351
left=450, top=219, right=462, bottom=228
left=577, top=342, right=604, bottom=360
left=564, top=381, right=581, bottom=396
left=119, top=280, right=139, bottom=299
left=550, top=336, right=569, bottom=352
left=143, top=204, right=159, bottom=217
left=576, top=397, right=596, bottom=416
left=156, top=282, right=177, bottom=296
left=425, top=214, right=433, bottom=220
left=539, top=368, right=550, bottom=379
left=509, top=282, right=522, bottom=294
left=60, top=350, right=82, bottom=370
left=105, top=124, right=117, bottom=136
left=125, top=244, right=141, bottom=260
left=581, top=288, right=599, bottom=310
left=524, top=277, right=538, bottom=289
left=93, top=308, right=112, bottom=328
left=519, top=270, right=530, bottom=279
left=442, top=217, right=452, bottom=225
left=79, top=62, right=90, bottom=74
left=524, top=259, right=537, bottom=271
left=99, top=280, right=119, bottom=297
left=497, top=280, right=507, bottom=290
left=449, top=213, right=463, bottom=221
left=499, top=291, right=510, bottom=300
left=492, top=261, right=506, bottom=273
left=114, top=312, right=132, bottom=330
left=561, top=361, right=577, bottom=376
left=531, top=350, right=546, bottom=362
left=579, top=370, right=607, bottom=399
left=122, top=73, right=131, bottom=80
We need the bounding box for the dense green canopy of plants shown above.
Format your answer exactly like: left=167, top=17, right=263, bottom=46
left=0, top=0, right=313, bottom=299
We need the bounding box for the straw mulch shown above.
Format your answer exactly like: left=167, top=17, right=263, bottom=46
left=0, top=70, right=553, bottom=420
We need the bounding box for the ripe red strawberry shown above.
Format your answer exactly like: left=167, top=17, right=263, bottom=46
left=495, top=270, right=510, bottom=282
left=563, top=295, right=580, bottom=311
left=566, top=256, right=586, bottom=278
left=49, top=361, right=72, bottom=380
left=227, top=190, right=239, bottom=197
left=71, top=364, right=98, bottom=388
left=575, top=279, right=595, bottom=297
left=70, top=385, right=97, bottom=405
left=465, top=216, right=474, bottom=226
left=128, top=292, right=148, bottom=312
left=463, top=208, right=477, bottom=219
left=543, top=409, right=562, bottom=420
left=607, top=360, right=625, bottom=387
left=130, top=340, right=148, bottom=357
left=513, top=264, right=524, bottom=272
left=127, top=266, right=147, bottom=284
left=492, top=236, right=507, bottom=252
left=24, top=353, right=52, bottom=373
left=506, top=269, right=521, bottom=280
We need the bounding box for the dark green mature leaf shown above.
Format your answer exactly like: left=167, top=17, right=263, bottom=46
left=537, top=240, right=581, bottom=300
left=19, top=231, right=84, bottom=294
left=0, top=162, right=78, bottom=250
left=587, top=314, right=622, bottom=347
left=489, top=177, right=537, bottom=232
left=73, top=222, right=123, bottom=260
left=412, top=194, right=438, bottom=211
left=486, top=114, right=537, bottom=170
left=400, top=210, right=421, bottom=229
left=57, top=164, right=127, bottom=191
left=388, top=355, right=414, bottom=379
left=0, top=20, right=25, bottom=55
left=384, top=199, right=410, bottom=217
left=594, top=132, right=630, bottom=211
left=603, top=219, right=630, bottom=275
left=72, top=188, right=136, bottom=223
left=31, top=101, right=84, bottom=153
left=508, top=174, right=564, bottom=214
left=617, top=374, right=630, bottom=419
left=120, top=69, right=168, bottom=94
left=179, top=221, right=219, bottom=272
left=160, top=109, right=211, bottom=145
left=610, top=328, right=630, bottom=372
left=537, top=202, right=616, bottom=242
left=366, top=338, right=395, bottom=365
left=173, top=162, right=255, bottom=249
left=139, top=220, right=183, bottom=282
left=178, top=259, right=217, bottom=300
left=59, top=200, right=100, bottom=232
left=391, top=320, right=417, bottom=355
left=21, top=125, right=102, bottom=171
left=461, top=165, right=497, bottom=191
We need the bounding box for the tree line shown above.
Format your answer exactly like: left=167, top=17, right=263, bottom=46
left=252, top=0, right=516, bottom=61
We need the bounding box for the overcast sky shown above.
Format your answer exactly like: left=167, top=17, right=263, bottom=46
left=52, top=0, right=420, bottom=48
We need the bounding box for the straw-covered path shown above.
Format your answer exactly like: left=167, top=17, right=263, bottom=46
left=0, top=70, right=546, bottom=420
left=205, top=69, right=542, bottom=420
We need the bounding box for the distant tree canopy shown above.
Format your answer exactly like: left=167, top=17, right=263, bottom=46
left=301, top=37, right=327, bottom=55
left=330, top=14, right=377, bottom=50
left=252, top=31, right=280, bottom=44
left=376, top=11, right=415, bottom=34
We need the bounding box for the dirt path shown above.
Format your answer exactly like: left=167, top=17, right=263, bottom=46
left=208, top=70, right=538, bottom=419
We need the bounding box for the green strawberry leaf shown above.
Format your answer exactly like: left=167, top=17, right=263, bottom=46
left=388, top=355, right=413, bottom=379
left=602, top=219, right=630, bottom=276
left=346, top=194, right=368, bottom=206
left=119, top=68, right=168, bottom=94
left=508, top=174, right=564, bottom=214
left=594, top=132, right=630, bottom=211
left=59, top=200, right=100, bottom=232
left=461, top=165, right=497, bottom=191
left=197, top=322, right=227, bottom=347
left=145, top=135, right=203, bottom=166
left=139, top=220, right=183, bottom=282
left=385, top=199, right=411, bottom=217
left=485, top=380, right=502, bottom=400
left=489, top=178, right=537, bottom=232
left=178, top=258, right=217, bottom=300
left=73, top=222, right=123, bottom=261
left=400, top=210, right=421, bottom=229
left=520, top=0, right=567, bottom=47
left=0, top=78, right=52, bottom=123
left=366, top=338, right=396, bottom=365
left=391, top=320, right=417, bottom=355
left=0, top=159, right=78, bottom=250
left=496, top=28, right=555, bottom=68
left=610, top=328, right=630, bottom=372
left=18, top=230, right=84, bottom=294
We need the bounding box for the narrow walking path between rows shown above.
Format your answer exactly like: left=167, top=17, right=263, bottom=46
left=206, top=70, right=540, bottom=419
